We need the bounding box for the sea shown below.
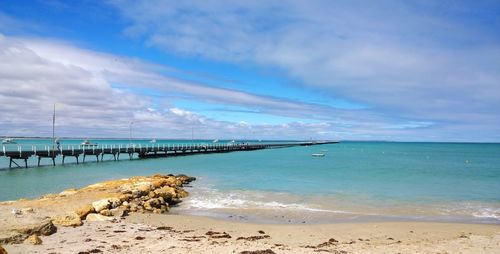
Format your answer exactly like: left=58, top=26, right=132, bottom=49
left=1, top=139, right=499, bottom=224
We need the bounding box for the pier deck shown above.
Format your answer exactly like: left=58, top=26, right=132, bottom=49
left=1, top=141, right=337, bottom=168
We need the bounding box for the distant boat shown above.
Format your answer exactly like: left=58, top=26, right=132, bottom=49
left=311, top=153, right=325, bottom=157
left=81, top=139, right=98, bottom=146
left=150, top=139, right=157, bottom=143
left=2, top=138, right=16, bottom=144
left=320, top=149, right=328, bottom=152
left=212, top=139, right=219, bottom=143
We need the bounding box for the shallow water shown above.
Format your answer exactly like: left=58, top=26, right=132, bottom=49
left=1, top=140, right=499, bottom=224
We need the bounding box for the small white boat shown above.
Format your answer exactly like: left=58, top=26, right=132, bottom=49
left=150, top=139, right=157, bottom=143
left=81, top=139, right=98, bottom=146
left=212, top=139, right=219, bottom=143
left=311, top=153, right=325, bottom=157
left=2, top=138, right=16, bottom=144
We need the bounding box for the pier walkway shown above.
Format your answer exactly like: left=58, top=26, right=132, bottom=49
left=1, top=141, right=337, bottom=168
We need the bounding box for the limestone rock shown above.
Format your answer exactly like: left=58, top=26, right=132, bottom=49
left=75, top=204, right=95, bottom=219
left=139, top=195, right=151, bottom=202
left=0, top=232, right=25, bottom=245
left=157, top=197, right=165, bottom=204
left=135, top=182, right=153, bottom=194
left=144, top=198, right=161, bottom=211
left=52, top=213, right=83, bottom=227
left=0, top=244, right=7, bottom=254
left=109, top=208, right=127, bottom=217
left=151, top=179, right=168, bottom=188
left=176, top=189, right=189, bottom=198
left=2, top=220, right=55, bottom=244
left=24, top=234, right=42, bottom=245
left=92, top=199, right=110, bottom=212
left=99, top=209, right=113, bottom=216
left=131, top=189, right=142, bottom=198
left=85, top=213, right=113, bottom=222
left=164, top=177, right=182, bottom=187
left=119, top=194, right=132, bottom=202
left=154, top=186, right=176, bottom=200
left=148, top=191, right=156, bottom=198
left=108, top=198, right=122, bottom=209
left=176, top=174, right=196, bottom=184
left=119, top=184, right=134, bottom=194
left=16, top=219, right=57, bottom=236
left=20, top=207, right=34, bottom=214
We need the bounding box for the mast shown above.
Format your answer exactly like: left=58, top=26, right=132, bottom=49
left=52, top=104, right=55, bottom=156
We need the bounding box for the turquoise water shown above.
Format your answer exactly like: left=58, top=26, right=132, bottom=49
left=1, top=140, right=499, bottom=224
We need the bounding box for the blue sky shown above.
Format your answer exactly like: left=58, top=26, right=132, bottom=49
left=0, top=0, right=499, bottom=141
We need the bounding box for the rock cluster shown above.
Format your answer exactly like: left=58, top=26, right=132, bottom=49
left=76, top=174, right=195, bottom=220
left=0, top=219, right=57, bottom=244
left=0, top=174, right=195, bottom=246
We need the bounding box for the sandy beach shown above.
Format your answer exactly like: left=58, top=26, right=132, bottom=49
left=0, top=174, right=498, bottom=253
left=2, top=0, right=500, bottom=252
left=3, top=213, right=499, bottom=253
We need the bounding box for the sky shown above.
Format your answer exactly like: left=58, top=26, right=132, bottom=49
left=0, top=0, right=499, bottom=141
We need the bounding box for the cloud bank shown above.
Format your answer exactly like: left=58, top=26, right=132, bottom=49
left=0, top=34, right=352, bottom=139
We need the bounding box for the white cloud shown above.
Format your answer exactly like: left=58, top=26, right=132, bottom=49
left=0, top=33, right=347, bottom=139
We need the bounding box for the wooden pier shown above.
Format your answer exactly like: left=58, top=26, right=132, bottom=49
left=1, top=141, right=337, bottom=168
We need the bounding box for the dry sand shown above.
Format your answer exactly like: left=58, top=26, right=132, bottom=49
left=3, top=213, right=499, bottom=254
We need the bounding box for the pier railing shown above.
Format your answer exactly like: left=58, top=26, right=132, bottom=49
left=1, top=141, right=337, bottom=168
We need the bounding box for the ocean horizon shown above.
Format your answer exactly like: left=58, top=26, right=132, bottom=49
left=1, top=139, right=499, bottom=225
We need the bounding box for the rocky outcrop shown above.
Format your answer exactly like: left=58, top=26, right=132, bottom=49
left=0, top=219, right=57, bottom=244
left=75, top=204, right=95, bottom=219
left=77, top=174, right=195, bottom=220
left=52, top=213, right=83, bottom=227
left=15, top=219, right=57, bottom=237
left=92, top=199, right=110, bottom=213
left=0, top=174, right=195, bottom=245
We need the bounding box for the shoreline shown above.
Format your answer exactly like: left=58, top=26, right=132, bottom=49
left=1, top=174, right=499, bottom=253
